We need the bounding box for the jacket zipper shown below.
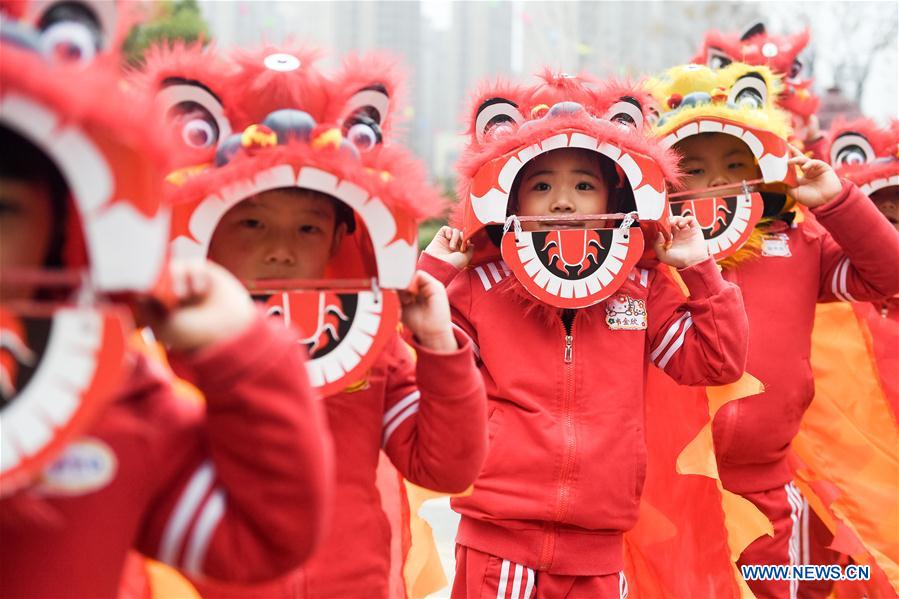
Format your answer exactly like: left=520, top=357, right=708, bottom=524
left=538, top=311, right=577, bottom=570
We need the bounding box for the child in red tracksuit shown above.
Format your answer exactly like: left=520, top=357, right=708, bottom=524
left=673, top=132, right=899, bottom=599
left=419, top=145, right=749, bottom=598
left=203, top=187, right=488, bottom=599
left=0, top=142, right=333, bottom=597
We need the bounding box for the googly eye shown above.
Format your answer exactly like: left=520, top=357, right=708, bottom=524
left=266, top=305, right=284, bottom=318
left=181, top=116, right=217, bottom=149
left=345, top=116, right=382, bottom=152
left=829, top=133, right=875, bottom=167
left=707, top=49, right=732, bottom=70
left=727, top=73, right=768, bottom=109
left=475, top=98, right=524, bottom=144
left=604, top=97, right=644, bottom=130
left=39, top=21, right=97, bottom=63
left=168, top=103, right=220, bottom=149
left=157, top=81, right=232, bottom=151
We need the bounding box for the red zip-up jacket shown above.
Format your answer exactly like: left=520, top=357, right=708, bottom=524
left=419, top=252, right=748, bottom=576
left=194, top=328, right=488, bottom=599
left=714, top=181, right=899, bottom=495
left=0, top=315, right=333, bottom=598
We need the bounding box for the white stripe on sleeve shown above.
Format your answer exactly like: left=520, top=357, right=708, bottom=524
left=382, top=402, right=420, bottom=447
left=382, top=390, right=421, bottom=428
left=487, top=262, right=503, bottom=283
left=159, top=461, right=215, bottom=565
left=650, top=312, right=691, bottom=362
left=475, top=266, right=492, bottom=291
left=838, top=258, right=857, bottom=302
left=183, top=488, right=227, bottom=576
left=656, top=316, right=694, bottom=369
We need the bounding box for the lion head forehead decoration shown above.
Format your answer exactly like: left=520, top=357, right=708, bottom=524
left=456, top=70, right=679, bottom=309
left=0, top=3, right=170, bottom=495
left=145, top=44, right=442, bottom=393
left=827, top=118, right=899, bottom=198
left=692, top=21, right=819, bottom=122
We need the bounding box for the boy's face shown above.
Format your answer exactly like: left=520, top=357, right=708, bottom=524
left=515, top=148, right=609, bottom=230
left=0, top=178, right=54, bottom=301
left=871, top=188, right=899, bottom=232
left=675, top=133, right=761, bottom=191
left=208, top=188, right=347, bottom=282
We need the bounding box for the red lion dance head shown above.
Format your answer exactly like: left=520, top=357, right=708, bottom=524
left=137, top=43, right=443, bottom=394
left=826, top=118, right=899, bottom=228
left=0, top=0, right=170, bottom=495
left=693, top=21, right=818, bottom=137
left=456, top=70, right=678, bottom=309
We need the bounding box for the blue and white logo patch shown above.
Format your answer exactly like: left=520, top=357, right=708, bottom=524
left=39, top=438, right=117, bottom=495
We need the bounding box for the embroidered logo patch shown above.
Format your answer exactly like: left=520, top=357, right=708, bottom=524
left=761, top=233, right=791, bottom=257
left=605, top=294, right=648, bottom=330
left=38, top=438, right=117, bottom=496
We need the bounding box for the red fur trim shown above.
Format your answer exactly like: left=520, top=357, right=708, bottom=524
left=223, top=43, right=330, bottom=127
left=129, top=40, right=234, bottom=99
left=328, top=51, right=407, bottom=139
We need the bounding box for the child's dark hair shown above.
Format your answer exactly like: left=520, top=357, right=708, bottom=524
left=485, top=149, right=635, bottom=247
left=0, top=126, right=70, bottom=267
left=267, top=187, right=357, bottom=233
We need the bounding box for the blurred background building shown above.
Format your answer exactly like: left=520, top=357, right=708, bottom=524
left=198, top=1, right=897, bottom=188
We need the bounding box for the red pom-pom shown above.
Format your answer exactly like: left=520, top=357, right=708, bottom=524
left=667, top=94, right=683, bottom=109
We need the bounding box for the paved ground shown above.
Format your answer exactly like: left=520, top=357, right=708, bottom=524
left=418, top=496, right=460, bottom=598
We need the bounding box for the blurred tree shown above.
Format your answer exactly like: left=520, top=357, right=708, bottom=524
left=123, top=0, right=209, bottom=66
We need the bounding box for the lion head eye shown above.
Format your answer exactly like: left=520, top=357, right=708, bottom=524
left=475, top=98, right=524, bottom=143
left=728, top=73, right=768, bottom=109
left=830, top=133, right=874, bottom=167
left=604, top=97, right=644, bottom=130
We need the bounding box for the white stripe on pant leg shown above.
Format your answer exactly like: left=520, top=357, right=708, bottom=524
left=801, top=498, right=810, bottom=565
left=523, top=568, right=535, bottom=599
left=619, top=571, right=629, bottom=599
left=785, top=483, right=802, bottom=599
left=496, top=559, right=510, bottom=599
left=159, top=461, right=215, bottom=565
left=785, top=483, right=801, bottom=567
left=510, top=564, right=523, bottom=599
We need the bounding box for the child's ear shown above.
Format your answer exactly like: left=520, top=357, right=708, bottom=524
left=330, top=221, right=348, bottom=257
